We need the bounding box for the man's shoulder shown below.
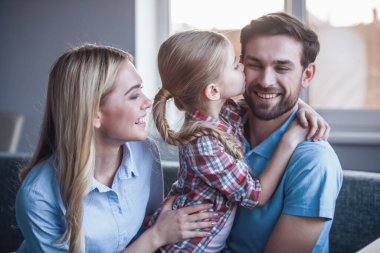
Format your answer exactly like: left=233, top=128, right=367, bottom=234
left=287, top=140, right=342, bottom=177
left=292, top=140, right=339, bottom=164
left=282, top=141, right=343, bottom=220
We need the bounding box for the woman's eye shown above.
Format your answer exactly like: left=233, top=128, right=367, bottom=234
left=130, top=94, right=140, bottom=100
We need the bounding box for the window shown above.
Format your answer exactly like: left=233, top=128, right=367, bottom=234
left=170, top=0, right=284, bottom=32
left=156, top=1, right=284, bottom=161
left=137, top=0, right=380, bottom=170
left=169, top=0, right=380, bottom=111
left=167, top=0, right=380, bottom=138
left=307, top=0, right=380, bottom=110
left=170, top=0, right=283, bottom=66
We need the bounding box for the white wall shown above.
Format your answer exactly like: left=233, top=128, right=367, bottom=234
left=0, top=0, right=135, bottom=152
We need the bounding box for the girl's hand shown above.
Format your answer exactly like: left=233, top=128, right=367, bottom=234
left=151, top=196, right=216, bottom=248
left=297, top=99, right=330, bottom=141
left=282, top=120, right=309, bottom=149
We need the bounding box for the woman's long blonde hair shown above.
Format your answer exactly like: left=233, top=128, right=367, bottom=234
left=153, top=30, right=243, bottom=160
left=19, top=44, right=132, bottom=253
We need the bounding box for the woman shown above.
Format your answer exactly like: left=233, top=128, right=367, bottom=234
left=15, top=44, right=215, bottom=253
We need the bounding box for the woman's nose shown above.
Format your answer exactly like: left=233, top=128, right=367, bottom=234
left=142, top=94, right=152, bottom=110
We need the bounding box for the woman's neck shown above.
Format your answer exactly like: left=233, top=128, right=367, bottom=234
left=94, top=142, right=123, bottom=188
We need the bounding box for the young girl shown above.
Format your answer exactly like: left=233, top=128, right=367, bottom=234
left=150, top=30, right=325, bottom=253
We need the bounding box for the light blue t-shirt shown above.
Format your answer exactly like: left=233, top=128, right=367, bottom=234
left=226, top=109, right=343, bottom=253
left=16, top=139, right=163, bottom=253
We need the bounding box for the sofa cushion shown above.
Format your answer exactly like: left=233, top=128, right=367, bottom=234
left=0, top=152, right=30, bottom=252
left=330, top=170, right=380, bottom=253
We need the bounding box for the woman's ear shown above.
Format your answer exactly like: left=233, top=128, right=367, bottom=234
left=204, top=83, right=221, bottom=101
left=93, top=111, right=102, bottom=128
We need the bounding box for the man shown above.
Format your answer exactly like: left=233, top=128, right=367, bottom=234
left=226, top=12, right=343, bottom=253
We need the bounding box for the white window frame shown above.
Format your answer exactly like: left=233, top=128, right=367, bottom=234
left=135, top=0, right=169, bottom=100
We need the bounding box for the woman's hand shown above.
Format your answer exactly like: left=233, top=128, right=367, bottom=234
left=150, top=196, right=216, bottom=248
left=122, top=197, right=216, bottom=253
left=297, top=99, right=330, bottom=141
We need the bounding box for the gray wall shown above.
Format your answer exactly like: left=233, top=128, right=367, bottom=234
left=0, top=0, right=135, bottom=153
left=319, top=109, right=380, bottom=173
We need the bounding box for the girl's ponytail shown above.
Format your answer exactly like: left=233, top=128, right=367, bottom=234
left=153, top=88, right=180, bottom=146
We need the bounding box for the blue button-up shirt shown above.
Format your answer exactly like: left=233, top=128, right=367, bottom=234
left=16, top=139, right=163, bottom=253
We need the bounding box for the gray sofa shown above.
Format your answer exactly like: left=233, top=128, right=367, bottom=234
left=1, top=153, right=380, bottom=253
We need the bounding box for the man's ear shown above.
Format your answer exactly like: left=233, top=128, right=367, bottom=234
left=204, top=83, right=221, bottom=101
left=301, top=63, right=316, bottom=88
left=93, top=110, right=102, bottom=129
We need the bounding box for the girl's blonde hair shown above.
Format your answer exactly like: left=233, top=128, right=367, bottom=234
left=153, top=30, right=243, bottom=160
left=19, top=44, right=132, bottom=253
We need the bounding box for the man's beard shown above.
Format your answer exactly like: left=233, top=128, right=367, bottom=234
left=244, top=84, right=300, bottom=121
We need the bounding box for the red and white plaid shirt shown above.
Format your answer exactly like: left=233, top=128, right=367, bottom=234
left=152, top=99, right=261, bottom=253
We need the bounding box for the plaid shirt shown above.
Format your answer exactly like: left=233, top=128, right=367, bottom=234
left=152, top=99, right=261, bottom=253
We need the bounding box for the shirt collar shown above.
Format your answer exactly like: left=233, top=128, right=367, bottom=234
left=90, top=142, right=139, bottom=192
left=245, top=106, right=298, bottom=160
left=118, top=142, right=139, bottom=179
left=185, top=99, right=236, bottom=134
left=91, top=179, right=111, bottom=193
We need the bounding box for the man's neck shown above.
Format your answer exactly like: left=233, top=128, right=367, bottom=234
left=247, top=106, right=296, bottom=148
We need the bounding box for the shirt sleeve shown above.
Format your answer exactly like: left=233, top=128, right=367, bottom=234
left=16, top=186, right=68, bottom=252
left=282, top=142, right=343, bottom=220
left=182, top=135, right=261, bottom=208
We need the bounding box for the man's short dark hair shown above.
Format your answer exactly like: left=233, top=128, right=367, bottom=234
left=240, top=12, right=320, bottom=68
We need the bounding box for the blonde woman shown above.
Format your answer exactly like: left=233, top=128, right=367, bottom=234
left=15, top=44, right=215, bottom=253
left=150, top=30, right=329, bottom=252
